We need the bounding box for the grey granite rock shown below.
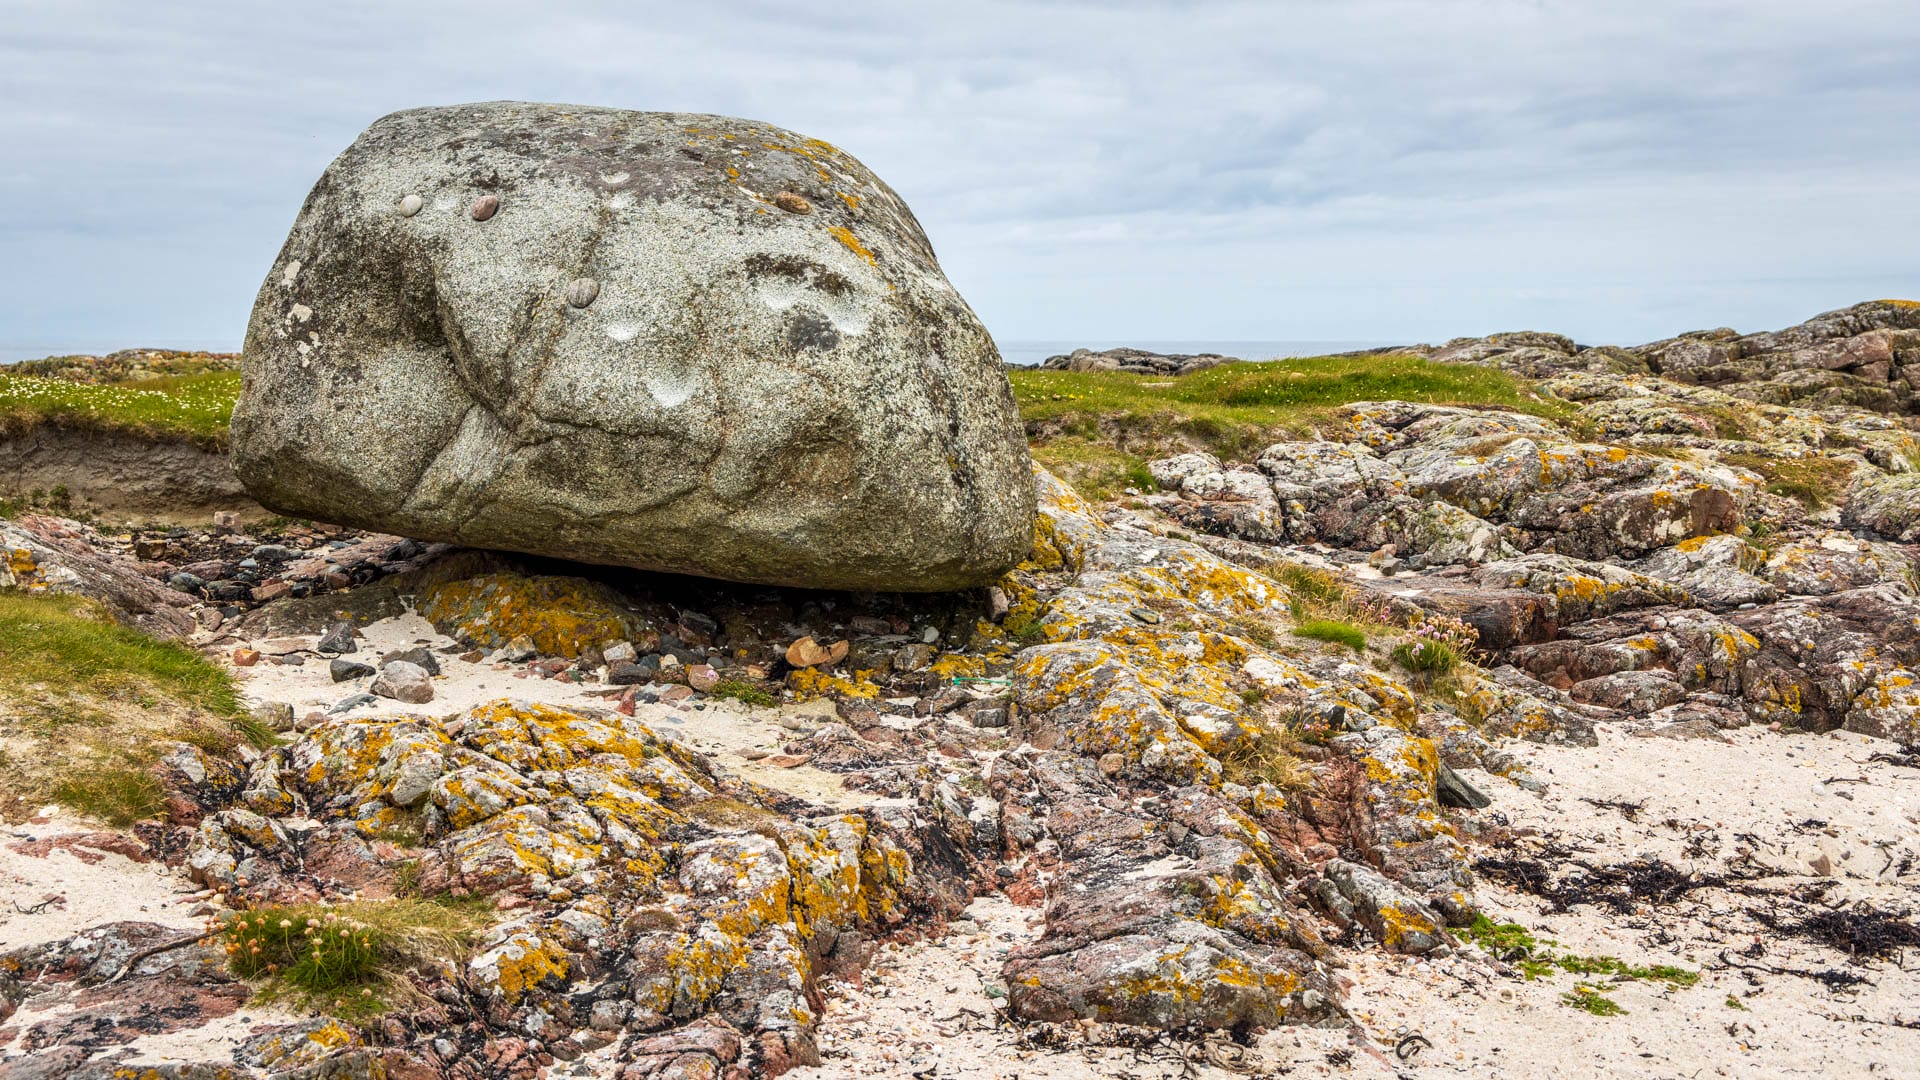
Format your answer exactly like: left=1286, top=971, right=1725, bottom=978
left=232, top=101, right=1034, bottom=591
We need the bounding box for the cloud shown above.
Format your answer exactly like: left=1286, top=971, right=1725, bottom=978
left=1, top=0, right=1916, bottom=355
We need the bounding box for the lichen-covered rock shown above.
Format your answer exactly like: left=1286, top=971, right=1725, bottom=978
left=0, top=514, right=195, bottom=639
left=231, top=101, right=1034, bottom=592
left=1844, top=471, right=1920, bottom=541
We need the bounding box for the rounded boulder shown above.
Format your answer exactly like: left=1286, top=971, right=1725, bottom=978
left=232, top=102, right=1035, bottom=591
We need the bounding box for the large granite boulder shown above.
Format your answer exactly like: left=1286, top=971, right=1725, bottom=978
left=231, top=102, right=1034, bottom=592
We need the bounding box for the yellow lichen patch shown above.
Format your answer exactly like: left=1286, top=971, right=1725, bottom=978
left=419, top=572, right=651, bottom=658
left=929, top=653, right=987, bottom=681
left=787, top=666, right=880, bottom=701
left=474, top=932, right=569, bottom=1004
left=827, top=225, right=877, bottom=267
left=1376, top=903, right=1439, bottom=950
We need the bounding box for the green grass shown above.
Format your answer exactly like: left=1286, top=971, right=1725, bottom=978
left=1392, top=639, right=1462, bottom=676
left=1463, top=914, right=1699, bottom=1010
left=0, top=370, right=241, bottom=450
left=0, top=591, right=267, bottom=823
left=0, top=591, right=242, bottom=713
left=1291, top=619, right=1366, bottom=651
left=1720, top=452, right=1858, bottom=512
left=224, top=898, right=495, bottom=1018
left=1563, top=984, right=1628, bottom=1016
left=1010, top=353, right=1572, bottom=492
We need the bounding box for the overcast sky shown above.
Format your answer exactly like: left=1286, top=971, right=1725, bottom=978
left=3, top=1, right=1916, bottom=358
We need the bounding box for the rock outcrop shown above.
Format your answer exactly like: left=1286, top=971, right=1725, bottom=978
left=1420, top=299, right=1920, bottom=414
left=231, top=102, right=1034, bottom=592
left=1039, top=346, right=1234, bottom=376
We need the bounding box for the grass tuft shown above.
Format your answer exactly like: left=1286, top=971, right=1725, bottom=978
left=1012, top=353, right=1573, bottom=493
left=1291, top=619, right=1366, bottom=651
left=224, top=898, right=494, bottom=1019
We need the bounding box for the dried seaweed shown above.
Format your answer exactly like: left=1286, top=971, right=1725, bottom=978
left=1749, top=902, right=1920, bottom=961
left=1473, top=855, right=1724, bottom=914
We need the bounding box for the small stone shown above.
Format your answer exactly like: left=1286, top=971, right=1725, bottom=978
left=470, top=194, right=500, bottom=221
left=768, top=753, right=812, bottom=769
left=316, top=620, right=357, bottom=655
left=371, top=661, right=434, bottom=704
left=211, top=511, right=238, bottom=533
left=786, top=636, right=848, bottom=668
left=603, top=640, right=636, bottom=666
left=1097, top=752, right=1125, bottom=776
left=686, top=664, right=720, bottom=691
left=987, top=586, right=1011, bottom=622
left=330, top=658, right=376, bottom=682
left=398, top=193, right=424, bottom=217
left=1435, top=761, right=1491, bottom=809
left=607, top=657, right=659, bottom=685
left=251, top=581, right=292, bottom=602
left=772, top=191, right=812, bottom=214
left=500, top=635, right=537, bottom=662
left=659, top=685, right=693, bottom=702
left=1127, top=607, right=1160, bottom=624
left=232, top=648, right=261, bottom=667
left=380, top=646, right=442, bottom=676
left=564, top=278, right=600, bottom=308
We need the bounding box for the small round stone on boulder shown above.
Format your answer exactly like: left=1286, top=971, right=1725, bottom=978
left=564, top=278, right=600, bottom=309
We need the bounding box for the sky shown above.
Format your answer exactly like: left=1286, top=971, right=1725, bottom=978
left=2, top=0, right=1917, bottom=359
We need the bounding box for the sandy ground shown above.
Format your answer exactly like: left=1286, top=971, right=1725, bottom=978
left=0, top=812, right=203, bottom=949
left=784, top=725, right=1920, bottom=1079
left=0, top=810, right=310, bottom=1066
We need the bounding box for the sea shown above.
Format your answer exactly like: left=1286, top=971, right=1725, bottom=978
left=1, top=340, right=1393, bottom=367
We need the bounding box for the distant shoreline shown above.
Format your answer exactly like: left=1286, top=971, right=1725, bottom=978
left=5, top=340, right=1396, bottom=368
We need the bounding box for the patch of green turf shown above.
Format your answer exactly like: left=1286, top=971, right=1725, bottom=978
left=1719, top=451, right=1858, bottom=512
left=1562, top=984, right=1627, bottom=1016
left=1011, top=353, right=1574, bottom=475
left=1291, top=619, right=1366, bottom=651
left=0, top=591, right=266, bottom=823
left=0, top=370, right=240, bottom=449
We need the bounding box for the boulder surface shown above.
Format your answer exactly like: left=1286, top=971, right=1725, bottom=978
left=232, top=102, right=1033, bottom=591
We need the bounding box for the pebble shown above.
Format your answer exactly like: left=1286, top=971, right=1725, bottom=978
left=772, top=191, right=813, bottom=214
left=565, top=278, right=600, bottom=308
left=398, top=194, right=423, bottom=217
left=470, top=194, right=500, bottom=221
left=1127, top=607, right=1161, bottom=624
